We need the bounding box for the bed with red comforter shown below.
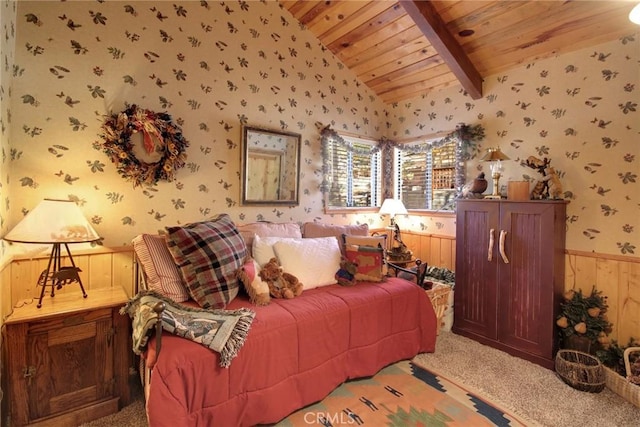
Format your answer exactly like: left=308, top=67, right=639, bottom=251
left=142, top=276, right=437, bottom=426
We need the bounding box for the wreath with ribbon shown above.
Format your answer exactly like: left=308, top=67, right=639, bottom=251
left=100, top=104, right=189, bottom=187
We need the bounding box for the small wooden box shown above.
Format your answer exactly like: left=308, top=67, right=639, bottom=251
left=507, top=181, right=530, bottom=200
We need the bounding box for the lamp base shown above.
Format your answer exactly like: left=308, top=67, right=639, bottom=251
left=36, top=243, right=88, bottom=308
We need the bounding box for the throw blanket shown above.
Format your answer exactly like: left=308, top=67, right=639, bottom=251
left=120, top=290, right=255, bottom=367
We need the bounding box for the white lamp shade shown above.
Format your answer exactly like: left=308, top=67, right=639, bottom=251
left=630, top=3, right=640, bottom=25
left=379, top=198, right=408, bottom=217
left=3, top=199, right=100, bottom=244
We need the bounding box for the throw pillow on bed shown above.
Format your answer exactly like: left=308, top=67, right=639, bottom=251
left=272, top=237, right=341, bottom=290
left=345, top=243, right=386, bottom=282
left=343, top=234, right=387, bottom=250
left=252, top=234, right=298, bottom=267
left=302, top=222, right=369, bottom=255
left=237, top=222, right=302, bottom=257
left=132, top=233, right=190, bottom=302
left=165, top=213, right=247, bottom=309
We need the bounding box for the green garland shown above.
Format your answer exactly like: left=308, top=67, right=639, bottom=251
left=320, top=123, right=485, bottom=194
left=100, top=104, right=189, bottom=188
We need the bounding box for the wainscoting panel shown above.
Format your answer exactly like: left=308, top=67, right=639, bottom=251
left=565, top=251, right=640, bottom=345
left=402, top=230, right=456, bottom=271
left=5, top=247, right=135, bottom=312
left=2, top=243, right=637, bottom=346
left=399, top=231, right=637, bottom=344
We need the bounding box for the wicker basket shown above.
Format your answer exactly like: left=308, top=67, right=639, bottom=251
left=555, top=349, right=606, bottom=393
left=425, top=283, right=451, bottom=335
left=604, top=346, right=640, bottom=408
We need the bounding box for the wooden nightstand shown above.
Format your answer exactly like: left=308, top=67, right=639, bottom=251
left=2, top=287, right=131, bottom=427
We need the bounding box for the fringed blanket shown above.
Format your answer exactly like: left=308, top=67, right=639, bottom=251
left=120, top=290, right=255, bottom=368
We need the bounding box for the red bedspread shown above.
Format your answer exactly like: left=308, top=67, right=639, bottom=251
left=145, top=277, right=437, bottom=426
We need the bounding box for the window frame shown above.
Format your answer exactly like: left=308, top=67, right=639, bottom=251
left=322, top=133, right=382, bottom=213
left=393, top=134, right=459, bottom=214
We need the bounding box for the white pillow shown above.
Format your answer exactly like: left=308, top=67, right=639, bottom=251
left=252, top=234, right=298, bottom=267
left=272, top=237, right=341, bottom=290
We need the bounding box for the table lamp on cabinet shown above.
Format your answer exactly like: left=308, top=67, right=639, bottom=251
left=481, top=147, right=510, bottom=199
left=3, top=199, right=101, bottom=308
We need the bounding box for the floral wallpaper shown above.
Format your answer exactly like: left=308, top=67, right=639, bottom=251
left=2, top=0, right=638, bottom=259
left=0, top=0, right=16, bottom=265
left=6, top=0, right=386, bottom=249
left=387, top=35, right=639, bottom=256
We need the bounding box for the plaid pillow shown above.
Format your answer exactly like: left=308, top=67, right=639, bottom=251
left=165, top=214, right=247, bottom=309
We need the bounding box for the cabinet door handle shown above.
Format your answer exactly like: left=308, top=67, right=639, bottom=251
left=488, top=228, right=495, bottom=261
left=499, top=229, right=510, bottom=264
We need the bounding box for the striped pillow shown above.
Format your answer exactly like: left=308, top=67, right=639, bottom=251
left=165, top=214, right=247, bottom=309
left=132, top=233, right=189, bottom=302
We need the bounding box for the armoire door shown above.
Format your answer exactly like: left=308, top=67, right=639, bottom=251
left=497, top=202, right=564, bottom=360
left=454, top=200, right=500, bottom=339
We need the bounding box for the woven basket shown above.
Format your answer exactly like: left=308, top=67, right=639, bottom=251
left=555, top=349, right=605, bottom=393
left=425, top=284, right=451, bottom=335
left=604, top=346, right=640, bottom=408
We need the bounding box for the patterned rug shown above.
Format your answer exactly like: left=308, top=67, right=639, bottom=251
left=275, top=359, right=529, bottom=426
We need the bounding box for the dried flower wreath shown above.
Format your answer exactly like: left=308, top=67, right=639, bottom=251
left=100, top=104, right=189, bottom=187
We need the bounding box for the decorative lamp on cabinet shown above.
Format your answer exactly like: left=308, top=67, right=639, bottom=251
left=481, top=147, right=510, bottom=199
left=3, top=199, right=101, bottom=308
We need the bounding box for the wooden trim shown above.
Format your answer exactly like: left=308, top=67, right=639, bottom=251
left=402, top=230, right=456, bottom=240
left=399, top=0, right=483, bottom=99
left=565, top=249, right=640, bottom=264
left=405, top=210, right=455, bottom=218
left=329, top=129, right=381, bottom=141
left=11, top=245, right=132, bottom=261
left=393, top=129, right=453, bottom=144
left=324, top=206, right=380, bottom=215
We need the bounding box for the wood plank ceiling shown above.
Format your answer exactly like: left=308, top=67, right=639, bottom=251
left=280, top=1, right=640, bottom=104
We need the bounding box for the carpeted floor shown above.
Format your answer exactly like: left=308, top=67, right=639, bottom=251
left=414, top=332, right=640, bottom=427
left=81, top=331, right=640, bottom=426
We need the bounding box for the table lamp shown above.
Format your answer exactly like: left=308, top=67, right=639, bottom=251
left=379, top=198, right=408, bottom=227
left=3, top=199, right=101, bottom=308
left=481, top=147, right=510, bottom=199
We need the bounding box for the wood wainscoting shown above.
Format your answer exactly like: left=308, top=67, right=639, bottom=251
left=1, top=247, right=135, bottom=328
left=387, top=230, right=639, bottom=345
left=2, top=242, right=637, bottom=345
left=565, top=250, right=640, bottom=346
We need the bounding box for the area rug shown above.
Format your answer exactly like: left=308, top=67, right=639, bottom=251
left=275, top=360, right=533, bottom=426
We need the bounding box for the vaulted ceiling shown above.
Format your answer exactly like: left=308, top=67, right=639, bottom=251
left=280, top=1, right=640, bottom=104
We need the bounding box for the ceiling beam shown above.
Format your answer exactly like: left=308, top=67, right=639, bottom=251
left=399, top=0, right=483, bottom=99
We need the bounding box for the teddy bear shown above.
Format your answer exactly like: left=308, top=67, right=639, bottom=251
left=236, top=257, right=271, bottom=306
left=335, top=258, right=357, bottom=286
left=258, top=257, right=303, bottom=299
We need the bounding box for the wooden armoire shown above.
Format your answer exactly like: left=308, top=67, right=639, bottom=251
left=453, top=199, right=567, bottom=369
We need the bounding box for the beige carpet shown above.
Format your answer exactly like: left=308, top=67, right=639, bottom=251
left=414, top=332, right=640, bottom=427
left=81, top=332, right=640, bottom=426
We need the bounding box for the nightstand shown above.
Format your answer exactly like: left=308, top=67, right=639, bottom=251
left=2, top=287, right=131, bottom=427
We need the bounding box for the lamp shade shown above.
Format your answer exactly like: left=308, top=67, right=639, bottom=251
left=481, top=147, right=510, bottom=162
left=3, top=199, right=100, bottom=244
left=630, top=3, right=640, bottom=25
left=379, top=198, right=408, bottom=217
